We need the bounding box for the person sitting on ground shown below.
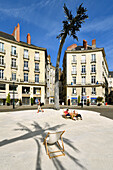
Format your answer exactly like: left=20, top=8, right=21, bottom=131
left=64, top=109, right=76, bottom=120
left=73, top=110, right=82, bottom=120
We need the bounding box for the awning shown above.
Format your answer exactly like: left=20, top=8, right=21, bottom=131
left=91, top=97, right=97, bottom=99
left=71, top=97, right=77, bottom=99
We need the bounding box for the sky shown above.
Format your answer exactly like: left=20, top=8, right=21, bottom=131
left=0, top=0, right=113, bottom=71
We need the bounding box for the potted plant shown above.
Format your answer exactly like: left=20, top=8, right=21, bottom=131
left=6, top=93, right=11, bottom=106
left=31, top=98, right=34, bottom=106
left=78, top=95, right=80, bottom=106
left=96, top=96, right=103, bottom=106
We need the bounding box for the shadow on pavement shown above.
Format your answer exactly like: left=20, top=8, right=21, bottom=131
left=0, top=121, right=87, bottom=170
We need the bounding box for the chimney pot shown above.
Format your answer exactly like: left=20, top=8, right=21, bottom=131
left=92, top=39, right=96, bottom=48
left=12, top=24, right=20, bottom=42
left=83, top=39, right=87, bottom=49
left=27, top=33, right=31, bottom=44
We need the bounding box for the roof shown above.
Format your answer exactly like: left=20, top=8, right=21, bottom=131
left=70, top=45, right=94, bottom=51
left=0, top=31, right=46, bottom=51
left=0, top=31, right=16, bottom=41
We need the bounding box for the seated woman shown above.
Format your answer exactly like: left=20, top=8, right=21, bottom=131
left=73, top=110, right=82, bottom=120
left=64, top=109, right=71, bottom=117
left=64, top=109, right=76, bottom=120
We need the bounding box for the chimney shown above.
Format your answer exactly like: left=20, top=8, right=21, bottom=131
left=92, top=39, right=96, bottom=49
left=83, top=39, right=87, bottom=49
left=27, top=33, right=31, bottom=44
left=12, top=23, right=20, bottom=42
left=16, top=23, right=20, bottom=42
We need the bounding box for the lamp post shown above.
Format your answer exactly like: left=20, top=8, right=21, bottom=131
left=81, top=87, right=83, bottom=108
left=13, top=82, right=15, bottom=109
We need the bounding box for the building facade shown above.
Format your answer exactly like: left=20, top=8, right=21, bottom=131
left=63, top=39, right=109, bottom=105
left=46, top=55, right=55, bottom=104
left=108, top=72, right=113, bottom=104
left=0, top=23, right=47, bottom=105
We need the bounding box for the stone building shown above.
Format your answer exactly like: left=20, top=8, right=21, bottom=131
left=0, top=23, right=47, bottom=105
left=63, top=39, right=108, bottom=105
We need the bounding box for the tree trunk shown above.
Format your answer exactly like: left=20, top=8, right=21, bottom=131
left=54, top=35, right=66, bottom=110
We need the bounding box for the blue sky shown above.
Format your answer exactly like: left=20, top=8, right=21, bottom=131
left=0, top=0, right=113, bottom=71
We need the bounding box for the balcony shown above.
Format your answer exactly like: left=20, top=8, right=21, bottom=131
left=23, top=67, right=29, bottom=71
left=11, top=52, right=18, bottom=57
left=72, top=92, right=77, bottom=96
left=23, top=55, right=29, bottom=60
left=34, top=69, right=40, bottom=73
left=11, top=65, right=18, bottom=70
left=0, top=63, right=6, bottom=68
left=34, top=57, right=40, bottom=61
left=81, top=71, right=86, bottom=75
left=71, top=60, right=77, bottom=64
left=90, top=70, right=96, bottom=74
left=91, top=92, right=96, bottom=95
left=0, top=49, right=6, bottom=54
left=0, top=77, right=7, bottom=81
left=81, top=60, right=86, bottom=64
left=81, top=92, right=86, bottom=95
left=71, top=71, right=77, bottom=75
left=91, top=60, right=96, bottom=63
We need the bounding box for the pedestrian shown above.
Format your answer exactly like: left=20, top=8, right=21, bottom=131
left=37, top=99, right=44, bottom=113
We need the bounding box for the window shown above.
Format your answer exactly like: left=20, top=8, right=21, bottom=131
left=92, top=87, right=96, bottom=94
left=24, top=61, right=28, bottom=69
left=11, top=46, right=16, bottom=55
left=0, top=84, right=5, bottom=90
left=81, top=55, right=86, bottom=63
left=35, top=52, right=39, bottom=60
left=0, top=56, right=4, bottom=65
left=91, top=65, right=96, bottom=72
left=0, top=42, right=4, bottom=52
left=72, top=77, right=76, bottom=84
left=72, top=66, right=76, bottom=74
left=12, top=73, right=16, bottom=81
left=24, top=49, right=28, bottom=59
left=82, top=87, right=86, bottom=95
left=91, top=54, right=96, bottom=62
left=9, top=84, right=17, bottom=91
left=34, top=87, right=41, bottom=94
left=72, top=55, right=76, bottom=62
left=82, top=76, right=86, bottom=84
left=24, top=73, right=28, bottom=82
left=72, top=88, right=76, bottom=94
left=0, top=69, right=4, bottom=79
left=35, top=74, right=39, bottom=83
left=82, top=65, right=86, bottom=73
left=35, top=63, right=39, bottom=71
left=91, top=76, right=96, bottom=84
left=11, top=58, right=16, bottom=67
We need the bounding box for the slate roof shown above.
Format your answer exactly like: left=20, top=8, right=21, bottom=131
left=0, top=31, right=46, bottom=50
left=0, top=31, right=16, bottom=41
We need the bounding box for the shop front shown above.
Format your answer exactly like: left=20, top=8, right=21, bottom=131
left=71, top=97, right=77, bottom=105
left=91, top=97, right=97, bottom=105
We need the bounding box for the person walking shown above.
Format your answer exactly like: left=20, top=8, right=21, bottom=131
left=37, top=99, right=44, bottom=113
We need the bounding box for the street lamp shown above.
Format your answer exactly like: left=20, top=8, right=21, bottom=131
left=13, top=82, right=15, bottom=109
left=81, top=87, right=83, bottom=108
